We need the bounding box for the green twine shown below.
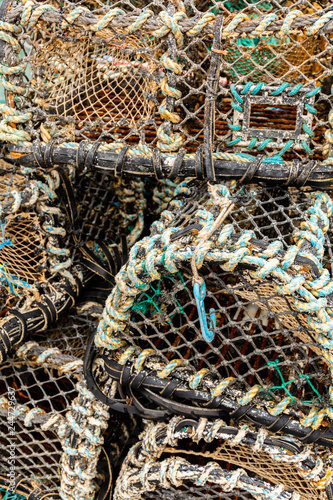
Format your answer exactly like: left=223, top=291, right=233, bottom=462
left=224, top=0, right=273, bottom=12
left=132, top=271, right=186, bottom=319
left=266, top=359, right=322, bottom=403
left=0, top=488, right=26, bottom=500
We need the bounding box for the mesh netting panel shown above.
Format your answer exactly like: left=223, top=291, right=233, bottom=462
left=32, top=36, right=156, bottom=138
left=2, top=213, right=46, bottom=284
left=127, top=263, right=325, bottom=402
left=0, top=361, right=74, bottom=489
left=0, top=305, right=137, bottom=498
left=72, top=171, right=153, bottom=246
left=0, top=308, right=94, bottom=488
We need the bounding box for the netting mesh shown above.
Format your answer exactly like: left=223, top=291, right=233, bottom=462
left=32, top=36, right=156, bottom=138
left=0, top=305, right=137, bottom=496
left=0, top=308, right=94, bottom=489
left=128, top=264, right=325, bottom=401
left=2, top=0, right=333, bottom=496
left=1, top=213, right=46, bottom=284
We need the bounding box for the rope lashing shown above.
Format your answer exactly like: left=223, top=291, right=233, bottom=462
left=0, top=18, right=30, bottom=144
left=90, top=8, right=125, bottom=32
left=156, top=2, right=186, bottom=156
left=96, top=185, right=333, bottom=428
left=153, top=3, right=186, bottom=46
left=117, top=416, right=333, bottom=500
left=227, top=82, right=317, bottom=156
left=6, top=3, right=333, bottom=38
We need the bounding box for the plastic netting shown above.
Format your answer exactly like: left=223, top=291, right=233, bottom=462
left=0, top=0, right=333, bottom=185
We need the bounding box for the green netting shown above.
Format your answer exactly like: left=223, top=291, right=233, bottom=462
left=0, top=489, right=26, bottom=500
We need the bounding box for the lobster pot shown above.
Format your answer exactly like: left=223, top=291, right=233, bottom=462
left=93, top=181, right=333, bottom=442
left=1, top=0, right=333, bottom=184
left=0, top=306, right=137, bottom=499
left=0, top=153, right=157, bottom=365
left=0, top=161, right=88, bottom=365
left=114, top=418, right=331, bottom=500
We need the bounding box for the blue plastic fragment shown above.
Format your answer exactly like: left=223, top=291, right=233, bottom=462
left=194, top=280, right=215, bottom=343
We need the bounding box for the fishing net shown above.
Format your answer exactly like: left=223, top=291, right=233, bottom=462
left=114, top=417, right=332, bottom=499
left=0, top=156, right=157, bottom=365
left=0, top=0, right=333, bottom=186
left=86, top=180, right=333, bottom=449
left=0, top=303, right=138, bottom=500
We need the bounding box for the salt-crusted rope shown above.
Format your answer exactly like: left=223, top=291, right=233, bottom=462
left=16, top=341, right=84, bottom=374
left=156, top=2, right=186, bottom=153
left=13, top=341, right=110, bottom=500
left=0, top=21, right=30, bottom=145
left=115, top=457, right=300, bottom=500
left=96, top=184, right=333, bottom=429
left=59, top=381, right=110, bottom=500
left=115, top=179, right=147, bottom=248
left=114, top=417, right=332, bottom=500
left=37, top=170, right=79, bottom=287
left=153, top=178, right=193, bottom=215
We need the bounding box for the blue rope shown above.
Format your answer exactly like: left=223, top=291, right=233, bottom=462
left=0, top=239, right=13, bottom=250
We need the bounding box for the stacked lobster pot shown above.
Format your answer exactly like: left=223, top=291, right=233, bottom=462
left=90, top=181, right=333, bottom=500
left=0, top=158, right=153, bottom=499
left=0, top=0, right=333, bottom=498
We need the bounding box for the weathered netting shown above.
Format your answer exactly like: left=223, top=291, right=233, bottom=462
left=1, top=0, right=333, bottom=185
left=0, top=304, right=137, bottom=500
left=32, top=36, right=157, bottom=134
left=87, top=181, right=333, bottom=446
left=0, top=156, right=158, bottom=364
left=0, top=162, right=47, bottom=294
left=114, top=417, right=332, bottom=499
